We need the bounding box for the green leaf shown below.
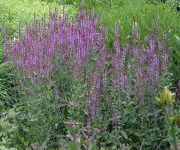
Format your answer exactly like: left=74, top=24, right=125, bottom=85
left=67, top=142, right=81, bottom=150
left=121, top=131, right=128, bottom=140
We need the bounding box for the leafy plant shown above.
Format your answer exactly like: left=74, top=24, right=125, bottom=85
left=80, top=0, right=180, bottom=84
left=0, top=0, right=76, bottom=108
left=3, top=3, right=175, bottom=148
left=156, top=87, right=180, bottom=150
left=1, top=0, right=180, bottom=149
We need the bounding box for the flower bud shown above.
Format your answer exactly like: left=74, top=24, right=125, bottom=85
left=156, top=87, right=174, bottom=105
left=156, top=97, right=165, bottom=105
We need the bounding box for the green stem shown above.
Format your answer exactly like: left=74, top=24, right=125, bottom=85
left=171, top=122, right=177, bottom=150
left=162, top=104, right=177, bottom=150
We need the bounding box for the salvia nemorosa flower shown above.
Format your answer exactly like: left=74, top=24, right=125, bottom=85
left=4, top=7, right=170, bottom=121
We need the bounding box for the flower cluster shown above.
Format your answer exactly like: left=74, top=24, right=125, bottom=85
left=156, top=87, right=175, bottom=105
left=4, top=8, right=170, bottom=120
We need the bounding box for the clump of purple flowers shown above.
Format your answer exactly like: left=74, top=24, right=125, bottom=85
left=111, top=22, right=169, bottom=101
left=4, top=6, right=170, bottom=121
left=4, top=8, right=104, bottom=80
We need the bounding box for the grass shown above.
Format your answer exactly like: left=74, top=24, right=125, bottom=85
left=0, top=0, right=76, bottom=33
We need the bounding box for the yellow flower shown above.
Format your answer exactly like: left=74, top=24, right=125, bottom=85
left=156, top=87, right=174, bottom=105
left=156, top=97, right=165, bottom=105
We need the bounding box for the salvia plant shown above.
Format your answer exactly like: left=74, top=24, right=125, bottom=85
left=3, top=1, right=174, bottom=149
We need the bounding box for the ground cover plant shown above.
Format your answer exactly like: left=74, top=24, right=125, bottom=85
left=1, top=0, right=180, bottom=149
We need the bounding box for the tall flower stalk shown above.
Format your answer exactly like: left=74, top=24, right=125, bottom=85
left=4, top=6, right=170, bottom=125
